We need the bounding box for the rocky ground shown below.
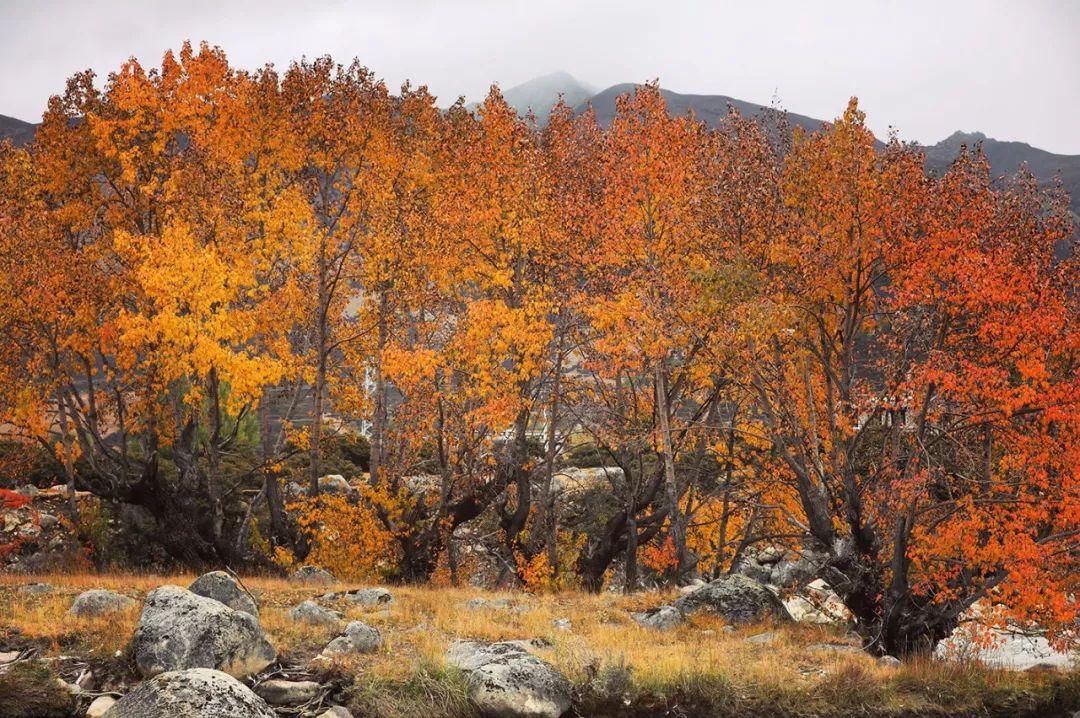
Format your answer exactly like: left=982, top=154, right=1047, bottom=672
left=0, top=570, right=1077, bottom=718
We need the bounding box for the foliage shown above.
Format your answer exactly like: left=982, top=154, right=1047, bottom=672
left=0, top=43, right=1074, bottom=655
left=284, top=493, right=399, bottom=581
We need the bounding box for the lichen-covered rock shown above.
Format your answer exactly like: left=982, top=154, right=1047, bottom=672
left=289, top=565, right=335, bottom=585
left=290, top=600, right=341, bottom=625
left=321, top=587, right=392, bottom=606
left=68, top=589, right=136, bottom=618
left=465, top=597, right=514, bottom=611
left=254, top=679, right=322, bottom=705
left=86, top=695, right=116, bottom=717
left=732, top=546, right=825, bottom=589
left=316, top=707, right=354, bottom=718
left=630, top=604, right=683, bottom=631
left=446, top=640, right=572, bottom=718
left=132, top=585, right=276, bottom=678
left=189, top=571, right=259, bottom=617
left=320, top=621, right=382, bottom=655
left=318, top=474, right=352, bottom=495
left=102, top=668, right=276, bottom=717
left=671, top=574, right=792, bottom=624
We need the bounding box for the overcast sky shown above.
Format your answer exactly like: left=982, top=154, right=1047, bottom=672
left=2, top=0, right=1078, bottom=152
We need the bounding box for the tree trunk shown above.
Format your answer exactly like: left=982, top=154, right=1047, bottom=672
left=56, top=391, right=79, bottom=521
left=369, top=290, right=389, bottom=484
left=655, top=360, right=690, bottom=581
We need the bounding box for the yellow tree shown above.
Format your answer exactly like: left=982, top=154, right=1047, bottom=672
left=583, top=83, right=716, bottom=583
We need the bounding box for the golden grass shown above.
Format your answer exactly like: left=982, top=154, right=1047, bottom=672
left=1, top=572, right=1076, bottom=717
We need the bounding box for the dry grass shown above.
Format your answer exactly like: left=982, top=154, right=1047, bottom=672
left=1, top=573, right=1077, bottom=717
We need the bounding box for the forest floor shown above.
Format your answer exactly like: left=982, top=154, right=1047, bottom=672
left=0, top=572, right=1077, bottom=718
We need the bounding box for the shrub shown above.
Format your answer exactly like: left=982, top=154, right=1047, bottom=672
left=0, top=661, right=75, bottom=718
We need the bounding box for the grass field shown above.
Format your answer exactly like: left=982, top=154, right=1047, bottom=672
left=1, top=573, right=1077, bottom=717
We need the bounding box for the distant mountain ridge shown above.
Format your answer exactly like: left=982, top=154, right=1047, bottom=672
left=0, top=114, right=35, bottom=147
left=3, top=75, right=1077, bottom=227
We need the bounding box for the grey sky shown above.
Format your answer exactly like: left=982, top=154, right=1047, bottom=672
left=2, top=0, right=1078, bottom=152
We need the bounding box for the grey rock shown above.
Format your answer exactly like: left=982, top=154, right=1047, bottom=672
left=17, top=582, right=54, bottom=595
left=322, top=587, right=393, bottom=606
left=671, top=574, right=792, bottom=624
left=744, top=631, right=779, bottom=645
left=630, top=605, right=684, bottom=631
left=466, top=597, right=514, bottom=611
left=552, top=618, right=571, bottom=631
left=290, top=600, right=341, bottom=626
left=132, top=585, right=276, bottom=678
left=255, top=679, right=323, bottom=705
left=86, top=695, right=116, bottom=717
left=189, top=571, right=259, bottom=617
left=316, top=708, right=354, bottom=718
left=290, top=565, right=335, bottom=585
left=878, top=655, right=902, bottom=667
left=319, top=474, right=351, bottom=494
left=733, top=546, right=826, bottom=589
left=0, top=650, right=20, bottom=663
left=69, top=589, right=137, bottom=617
left=807, top=642, right=863, bottom=654
left=38, top=513, right=59, bottom=530
left=321, top=621, right=383, bottom=655
left=446, top=640, right=572, bottom=718
left=101, top=668, right=276, bottom=717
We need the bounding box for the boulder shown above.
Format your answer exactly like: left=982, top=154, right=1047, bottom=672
left=783, top=578, right=851, bottom=624
left=290, top=565, right=335, bottom=585
left=321, top=587, right=393, bottom=606
left=446, top=640, right=572, bottom=718
left=255, top=679, right=323, bottom=705
left=319, top=474, right=352, bottom=494
left=132, top=585, right=276, bottom=678
left=68, top=589, right=136, bottom=618
left=189, top=571, right=259, bottom=617
left=465, top=597, right=513, bottom=611
left=671, top=574, right=792, bottom=624
left=744, top=631, right=779, bottom=645
left=86, top=695, right=116, bottom=717
left=321, top=621, right=382, bottom=656
left=17, top=582, right=54, bottom=596
left=733, top=547, right=825, bottom=589
left=101, top=668, right=276, bottom=717
left=290, top=600, right=341, bottom=626
left=630, top=605, right=683, bottom=631
left=317, top=708, right=354, bottom=718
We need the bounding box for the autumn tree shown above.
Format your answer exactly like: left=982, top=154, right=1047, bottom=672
left=743, top=100, right=1078, bottom=654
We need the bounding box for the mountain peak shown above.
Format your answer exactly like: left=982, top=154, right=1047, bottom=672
left=497, top=72, right=596, bottom=123
left=941, top=130, right=988, bottom=145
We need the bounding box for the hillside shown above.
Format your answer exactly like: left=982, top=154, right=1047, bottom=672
left=576, top=83, right=827, bottom=136
left=0, top=114, right=36, bottom=147
left=497, top=70, right=595, bottom=122
left=4, top=79, right=1077, bottom=226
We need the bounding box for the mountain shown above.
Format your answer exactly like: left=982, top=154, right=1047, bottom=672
left=0, top=114, right=36, bottom=147
left=3, top=78, right=1078, bottom=234
left=575, top=83, right=828, bottom=136
left=490, top=71, right=596, bottom=122
left=924, top=131, right=1080, bottom=220
left=576, top=85, right=1079, bottom=238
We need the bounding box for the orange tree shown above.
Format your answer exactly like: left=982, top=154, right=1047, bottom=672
left=741, top=100, right=1078, bottom=655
